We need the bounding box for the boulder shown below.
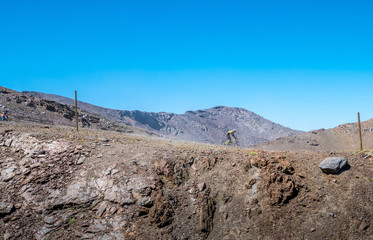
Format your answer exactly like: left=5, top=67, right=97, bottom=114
left=319, top=157, right=348, bottom=174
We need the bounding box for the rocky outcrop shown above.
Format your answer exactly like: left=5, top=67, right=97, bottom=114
left=251, top=152, right=303, bottom=205
left=155, top=156, right=194, bottom=186
left=199, top=189, right=216, bottom=237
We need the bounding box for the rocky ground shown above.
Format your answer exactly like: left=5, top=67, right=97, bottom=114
left=1, top=121, right=372, bottom=240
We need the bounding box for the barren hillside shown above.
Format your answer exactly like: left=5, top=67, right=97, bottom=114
left=0, top=87, right=153, bottom=136
left=1, top=122, right=372, bottom=240
left=253, top=119, right=373, bottom=152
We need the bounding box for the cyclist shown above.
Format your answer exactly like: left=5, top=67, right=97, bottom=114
left=226, top=129, right=237, bottom=145
left=81, top=114, right=90, bottom=127
left=1, top=112, right=8, bottom=121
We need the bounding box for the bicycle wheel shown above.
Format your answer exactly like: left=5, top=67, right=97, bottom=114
left=230, top=138, right=239, bottom=147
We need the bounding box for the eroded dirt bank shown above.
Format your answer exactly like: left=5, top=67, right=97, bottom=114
left=1, top=123, right=372, bottom=239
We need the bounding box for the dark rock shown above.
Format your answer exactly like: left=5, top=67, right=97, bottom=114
left=46, top=105, right=56, bottom=112
left=26, top=101, right=35, bottom=108
left=199, top=189, right=215, bottom=237
left=0, top=202, right=15, bottom=217
left=38, top=149, right=46, bottom=155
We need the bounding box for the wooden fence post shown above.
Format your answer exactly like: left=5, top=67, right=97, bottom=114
left=75, top=90, right=78, bottom=132
left=357, top=112, right=362, bottom=151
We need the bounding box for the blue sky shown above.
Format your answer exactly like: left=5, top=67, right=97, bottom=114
left=1, top=0, right=372, bottom=131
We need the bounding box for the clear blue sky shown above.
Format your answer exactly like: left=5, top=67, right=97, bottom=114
left=1, top=0, right=372, bottom=131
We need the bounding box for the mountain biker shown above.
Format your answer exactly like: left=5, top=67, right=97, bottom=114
left=1, top=112, right=8, bottom=121
left=226, top=129, right=237, bottom=145
left=81, top=114, right=90, bottom=127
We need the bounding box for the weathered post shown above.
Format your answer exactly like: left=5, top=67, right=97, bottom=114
left=357, top=112, right=362, bottom=151
left=75, top=90, right=78, bottom=132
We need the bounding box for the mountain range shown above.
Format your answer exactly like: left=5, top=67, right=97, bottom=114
left=23, top=91, right=302, bottom=146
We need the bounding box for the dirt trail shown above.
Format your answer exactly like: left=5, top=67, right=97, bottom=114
left=0, top=122, right=372, bottom=240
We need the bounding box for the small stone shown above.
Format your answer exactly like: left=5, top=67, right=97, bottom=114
left=359, top=222, right=370, bottom=231
left=97, top=153, right=103, bottom=158
left=197, top=182, right=206, bottom=192
left=76, top=156, right=86, bottom=165
left=44, top=215, right=56, bottom=225
left=80, top=220, right=90, bottom=227
left=311, top=228, right=316, bottom=232
left=30, top=162, right=42, bottom=169
left=3, top=232, right=11, bottom=240
left=1, top=168, right=16, bottom=182
left=0, top=202, right=14, bottom=216
left=75, top=145, right=83, bottom=150
left=246, top=179, right=257, bottom=189
left=38, top=150, right=46, bottom=155
left=4, top=139, right=13, bottom=147
left=140, top=196, right=153, bottom=207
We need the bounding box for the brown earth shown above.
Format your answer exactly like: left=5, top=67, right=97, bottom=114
left=252, top=118, right=373, bottom=152
left=1, top=121, right=372, bottom=240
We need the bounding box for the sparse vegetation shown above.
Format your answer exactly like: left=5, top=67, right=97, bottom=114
left=68, top=218, right=76, bottom=225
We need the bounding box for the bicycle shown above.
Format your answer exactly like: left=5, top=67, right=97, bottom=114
left=221, top=138, right=239, bottom=146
